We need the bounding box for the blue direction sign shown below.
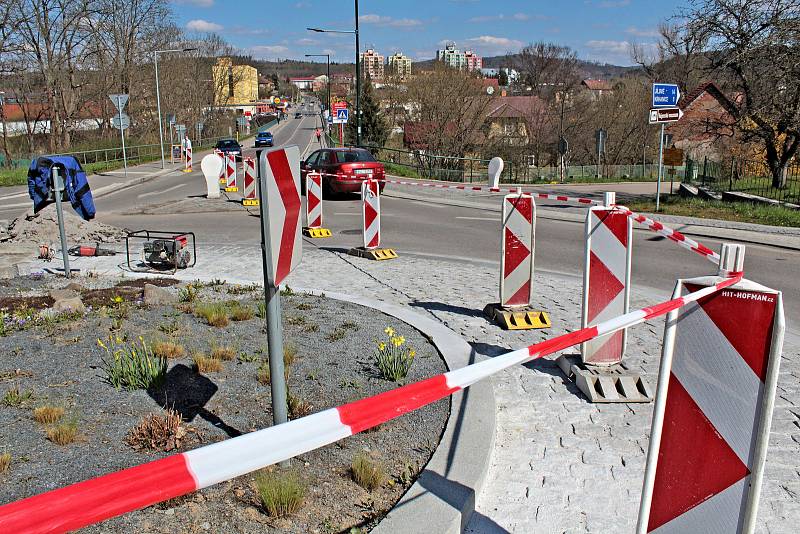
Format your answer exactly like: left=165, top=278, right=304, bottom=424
left=652, top=83, right=680, bottom=108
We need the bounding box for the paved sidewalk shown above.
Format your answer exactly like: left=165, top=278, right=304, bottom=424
left=27, top=239, right=800, bottom=533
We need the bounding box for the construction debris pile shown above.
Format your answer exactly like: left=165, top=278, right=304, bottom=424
left=0, top=206, right=126, bottom=245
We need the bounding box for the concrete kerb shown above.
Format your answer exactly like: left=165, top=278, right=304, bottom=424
left=383, top=188, right=800, bottom=253
left=295, top=288, right=496, bottom=534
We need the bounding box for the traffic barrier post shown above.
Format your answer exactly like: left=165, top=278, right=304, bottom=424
left=224, top=153, right=238, bottom=192
left=581, top=192, right=632, bottom=365
left=242, top=157, right=258, bottom=206
left=216, top=150, right=226, bottom=185
left=302, top=171, right=331, bottom=238
left=183, top=146, right=192, bottom=173
left=484, top=190, right=551, bottom=330
left=348, top=179, right=397, bottom=260
left=637, top=243, right=785, bottom=534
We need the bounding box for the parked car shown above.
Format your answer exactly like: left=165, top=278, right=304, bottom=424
left=254, top=131, right=274, bottom=147
left=301, top=148, right=385, bottom=195
left=214, top=138, right=242, bottom=160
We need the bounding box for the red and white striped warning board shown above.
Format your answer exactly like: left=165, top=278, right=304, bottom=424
left=637, top=275, right=785, bottom=534
left=581, top=202, right=632, bottom=365
left=242, top=157, right=258, bottom=206
left=500, top=192, right=535, bottom=307
left=260, top=145, right=302, bottom=287
left=306, top=171, right=323, bottom=228
left=224, top=153, right=237, bottom=192
left=215, top=150, right=225, bottom=184
left=362, top=179, right=380, bottom=249
left=184, top=146, right=193, bottom=172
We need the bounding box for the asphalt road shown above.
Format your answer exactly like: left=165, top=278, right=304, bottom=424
left=3, top=100, right=798, bottom=327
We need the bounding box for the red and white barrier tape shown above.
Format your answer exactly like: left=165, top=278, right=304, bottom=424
left=0, top=273, right=741, bottom=533
left=371, top=177, right=720, bottom=264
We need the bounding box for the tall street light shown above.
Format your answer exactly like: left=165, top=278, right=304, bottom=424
left=154, top=47, right=196, bottom=169
left=307, top=0, right=361, bottom=145
left=304, top=53, right=331, bottom=122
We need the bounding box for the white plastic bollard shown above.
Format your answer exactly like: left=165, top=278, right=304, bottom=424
left=200, top=154, right=222, bottom=199
left=488, top=157, right=504, bottom=189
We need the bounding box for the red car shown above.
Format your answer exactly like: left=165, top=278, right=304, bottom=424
left=301, top=148, right=386, bottom=195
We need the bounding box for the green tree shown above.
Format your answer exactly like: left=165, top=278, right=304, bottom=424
left=346, top=75, right=388, bottom=148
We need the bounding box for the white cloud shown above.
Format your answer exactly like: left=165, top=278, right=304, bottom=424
left=186, top=19, right=222, bottom=32
left=597, top=0, right=631, bottom=7
left=359, top=13, right=423, bottom=28
left=249, top=45, right=290, bottom=57
left=463, top=35, right=525, bottom=55
left=174, top=0, right=214, bottom=7
left=468, top=13, right=536, bottom=23
left=583, top=39, right=645, bottom=64
left=625, top=26, right=660, bottom=38
left=295, top=1, right=311, bottom=7
left=295, top=38, right=318, bottom=45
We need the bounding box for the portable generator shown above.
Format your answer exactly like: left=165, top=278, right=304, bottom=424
left=125, top=230, right=196, bottom=274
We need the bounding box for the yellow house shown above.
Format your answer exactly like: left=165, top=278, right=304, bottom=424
left=213, top=57, right=258, bottom=106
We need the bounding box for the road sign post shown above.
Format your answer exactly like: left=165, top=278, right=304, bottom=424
left=256, top=146, right=302, bottom=466
left=109, top=94, right=129, bottom=178
left=595, top=129, right=606, bottom=179
left=51, top=167, right=71, bottom=279
left=650, top=84, right=683, bottom=211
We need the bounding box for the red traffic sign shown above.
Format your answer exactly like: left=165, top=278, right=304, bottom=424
left=649, top=107, right=683, bottom=124
left=260, top=145, right=302, bottom=287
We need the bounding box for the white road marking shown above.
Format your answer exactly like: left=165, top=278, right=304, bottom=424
left=0, top=182, right=123, bottom=209
left=455, top=216, right=498, bottom=221
left=138, top=183, right=187, bottom=198
left=0, top=191, right=30, bottom=200
left=333, top=212, right=359, bottom=216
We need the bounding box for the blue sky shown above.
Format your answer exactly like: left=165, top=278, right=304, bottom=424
left=173, top=0, right=684, bottom=66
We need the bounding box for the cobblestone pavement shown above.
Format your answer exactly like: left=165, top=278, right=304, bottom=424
left=32, top=241, right=800, bottom=533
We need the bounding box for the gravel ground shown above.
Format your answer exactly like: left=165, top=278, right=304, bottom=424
left=0, top=278, right=449, bottom=533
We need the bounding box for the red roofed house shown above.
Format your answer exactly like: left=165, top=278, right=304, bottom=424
left=483, top=96, right=547, bottom=146
left=666, top=81, right=740, bottom=161
left=581, top=79, right=614, bottom=100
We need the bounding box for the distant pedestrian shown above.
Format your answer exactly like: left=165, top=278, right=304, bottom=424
left=315, top=128, right=322, bottom=145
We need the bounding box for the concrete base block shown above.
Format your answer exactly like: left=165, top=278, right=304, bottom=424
left=556, top=354, right=653, bottom=403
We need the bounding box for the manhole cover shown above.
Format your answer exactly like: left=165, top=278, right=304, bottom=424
left=340, top=229, right=361, bottom=235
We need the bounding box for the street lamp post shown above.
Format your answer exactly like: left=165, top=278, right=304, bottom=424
left=0, top=92, right=11, bottom=168
left=154, top=47, right=196, bottom=169
left=307, top=0, right=361, bottom=145
left=304, top=53, right=331, bottom=121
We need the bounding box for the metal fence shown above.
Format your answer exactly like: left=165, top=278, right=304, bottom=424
left=686, top=156, right=800, bottom=205
left=360, top=144, right=666, bottom=184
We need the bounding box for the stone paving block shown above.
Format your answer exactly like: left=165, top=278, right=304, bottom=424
left=35, top=243, right=799, bottom=532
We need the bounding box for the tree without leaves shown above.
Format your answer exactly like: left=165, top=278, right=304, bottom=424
left=509, top=42, right=581, bottom=99
left=665, top=0, right=800, bottom=187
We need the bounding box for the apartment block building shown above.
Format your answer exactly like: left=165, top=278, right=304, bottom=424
left=360, top=48, right=385, bottom=79
left=387, top=52, right=412, bottom=80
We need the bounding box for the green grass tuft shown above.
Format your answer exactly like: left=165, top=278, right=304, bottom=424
left=98, top=336, right=167, bottom=390
left=254, top=470, right=306, bottom=517
left=351, top=452, right=386, bottom=491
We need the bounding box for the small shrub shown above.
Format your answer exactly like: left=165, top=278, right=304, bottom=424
left=98, top=336, right=167, bottom=390
left=210, top=344, right=236, bottom=361
left=341, top=321, right=359, bottom=331
left=226, top=283, right=261, bottom=295
left=255, top=470, right=306, bottom=517
left=351, top=452, right=385, bottom=491
left=0, top=453, right=10, bottom=473
left=286, top=315, right=305, bottom=326
left=152, top=340, right=186, bottom=359
left=287, top=393, right=312, bottom=419
left=280, top=285, right=294, bottom=296
left=193, top=302, right=230, bottom=327
left=47, top=419, right=79, bottom=445
left=302, top=323, right=319, bottom=333
left=238, top=352, right=259, bottom=363
left=230, top=305, right=254, bottom=321
left=126, top=409, right=186, bottom=452
left=194, top=354, right=223, bottom=373
left=178, top=285, right=198, bottom=303
left=283, top=343, right=298, bottom=366
left=257, top=362, right=289, bottom=386
left=33, top=405, right=65, bottom=425
left=256, top=301, right=266, bottom=319
left=296, top=302, right=313, bottom=311
left=375, top=327, right=416, bottom=381
left=324, top=327, right=347, bottom=342
left=157, top=320, right=181, bottom=336
left=2, top=386, right=33, bottom=407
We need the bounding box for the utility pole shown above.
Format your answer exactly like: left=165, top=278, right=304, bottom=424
left=0, top=92, right=11, bottom=168
left=354, top=0, right=361, bottom=146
